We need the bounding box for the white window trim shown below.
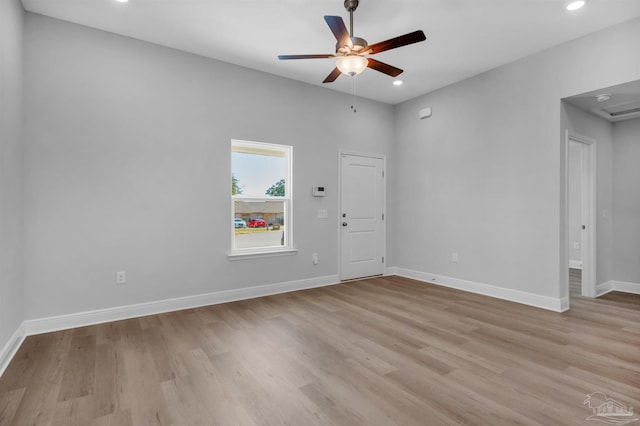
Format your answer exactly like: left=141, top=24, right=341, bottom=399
left=227, top=248, right=298, bottom=261
left=228, top=139, right=294, bottom=259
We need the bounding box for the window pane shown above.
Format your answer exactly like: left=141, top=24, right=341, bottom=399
left=232, top=152, right=286, bottom=197
left=234, top=200, right=285, bottom=250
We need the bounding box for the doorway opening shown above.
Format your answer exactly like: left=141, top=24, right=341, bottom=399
left=564, top=131, right=596, bottom=301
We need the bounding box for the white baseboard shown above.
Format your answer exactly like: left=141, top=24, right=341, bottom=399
left=392, top=268, right=567, bottom=312
left=24, top=274, right=340, bottom=336
left=594, top=280, right=640, bottom=297
left=612, top=280, right=640, bottom=295
left=383, top=266, right=398, bottom=276
left=0, top=322, right=26, bottom=378
left=596, top=281, right=614, bottom=297
left=559, top=297, right=570, bottom=312
left=569, top=261, right=582, bottom=270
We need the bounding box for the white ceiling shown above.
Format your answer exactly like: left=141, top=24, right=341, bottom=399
left=21, top=0, right=640, bottom=105
left=564, top=80, right=640, bottom=122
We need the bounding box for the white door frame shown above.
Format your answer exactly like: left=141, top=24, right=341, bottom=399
left=563, top=130, right=596, bottom=299
left=338, top=150, right=386, bottom=280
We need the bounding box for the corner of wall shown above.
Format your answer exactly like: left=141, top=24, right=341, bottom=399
left=0, top=323, right=25, bottom=378
left=0, top=0, right=26, bottom=378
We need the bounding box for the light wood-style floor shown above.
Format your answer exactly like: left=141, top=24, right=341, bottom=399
left=1, top=276, right=638, bottom=425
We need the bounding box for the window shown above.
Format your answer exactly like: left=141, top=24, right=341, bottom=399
left=230, top=140, right=293, bottom=256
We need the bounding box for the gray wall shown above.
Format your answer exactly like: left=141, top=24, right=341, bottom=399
left=613, top=118, right=640, bottom=284
left=23, top=14, right=394, bottom=319
left=0, top=0, right=25, bottom=355
left=14, top=12, right=640, bottom=325
left=561, top=103, right=614, bottom=289
left=391, top=18, right=640, bottom=299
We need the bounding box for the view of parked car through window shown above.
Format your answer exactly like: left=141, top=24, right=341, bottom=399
left=248, top=218, right=266, bottom=228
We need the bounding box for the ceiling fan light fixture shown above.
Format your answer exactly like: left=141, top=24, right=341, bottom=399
left=336, top=55, right=368, bottom=76
left=566, top=0, right=586, bottom=11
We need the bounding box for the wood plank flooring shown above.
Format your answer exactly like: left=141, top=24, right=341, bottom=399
left=1, top=276, right=638, bottom=425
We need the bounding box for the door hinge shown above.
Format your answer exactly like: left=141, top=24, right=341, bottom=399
left=382, top=170, right=385, bottom=178
left=382, top=256, right=385, bottom=263
left=382, top=213, right=385, bottom=220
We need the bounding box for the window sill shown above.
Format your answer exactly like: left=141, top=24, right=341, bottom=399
left=227, top=248, right=298, bottom=261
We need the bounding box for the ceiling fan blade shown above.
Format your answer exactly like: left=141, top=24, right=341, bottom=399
left=366, top=30, right=426, bottom=55
left=278, top=54, right=335, bottom=60
left=323, top=67, right=342, bottom=83
left=324, top=16, right=352, bottom=48
left=367, top=59, right=403, bottom=77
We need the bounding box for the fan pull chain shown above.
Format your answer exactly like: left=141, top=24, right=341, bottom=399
left=350, top=75, right=358, bottom=113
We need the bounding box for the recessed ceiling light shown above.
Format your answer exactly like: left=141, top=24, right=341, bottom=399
left=566, top=1, right=586, bottom=11
left=596, top=94, right=611, bottom=102
left=393, top=80, right=403, bottom=86
left=115, top=0, right=129, bottom=3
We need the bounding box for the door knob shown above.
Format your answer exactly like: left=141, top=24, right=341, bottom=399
left=342, top=222, right=348, bottom=227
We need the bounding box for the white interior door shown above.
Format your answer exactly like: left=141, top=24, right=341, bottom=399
left=340, top=154, right=385, bottom=280
left=568, top=141, right=583, bottom=270
left=566, top=132, right=596, bottom=299
left=576, top=138, right=596, bottom=297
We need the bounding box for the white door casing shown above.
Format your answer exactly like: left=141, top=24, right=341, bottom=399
left=340, top=153, right=385, bottom=280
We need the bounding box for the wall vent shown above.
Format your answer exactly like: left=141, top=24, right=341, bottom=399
left=600, top=100, right=640, bottom=119
left=608, top=106, right=640, bottom=117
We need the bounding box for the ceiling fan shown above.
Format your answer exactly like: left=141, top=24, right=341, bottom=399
left=278, top=0, right=426, bottom=83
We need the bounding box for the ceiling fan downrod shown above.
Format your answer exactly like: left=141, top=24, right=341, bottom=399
left=344, top=0, right=359, bottom=37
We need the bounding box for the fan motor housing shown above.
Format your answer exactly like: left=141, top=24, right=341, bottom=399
left=336, top=37, right=368, bottom=54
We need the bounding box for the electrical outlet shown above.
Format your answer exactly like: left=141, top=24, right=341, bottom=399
left=452, top=253, right=458, bottom=262
left=116, top=271, right=126, bottom=285
left=312, top=253, right=319, bottom=265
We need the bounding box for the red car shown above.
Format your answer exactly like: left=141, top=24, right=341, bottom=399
left=248, top=219, right=266, bottom=228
